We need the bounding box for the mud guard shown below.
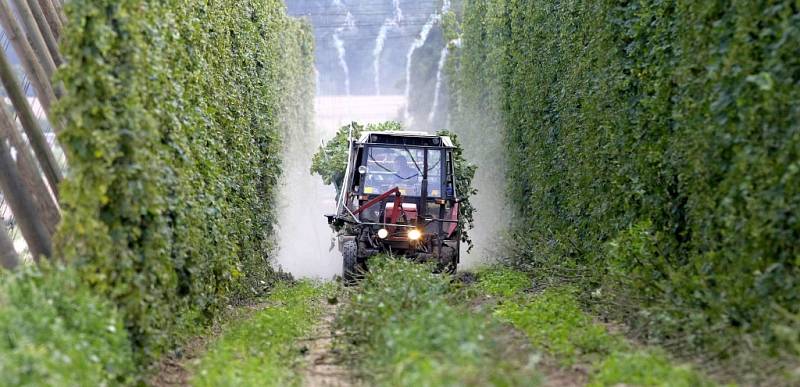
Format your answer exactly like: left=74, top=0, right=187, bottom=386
left=337, top=235, right=356, bottom=252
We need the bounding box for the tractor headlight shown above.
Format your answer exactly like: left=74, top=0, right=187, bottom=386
left=377, top=228, right=389, bottom=239
left=407, top=229, right=422, bottom=241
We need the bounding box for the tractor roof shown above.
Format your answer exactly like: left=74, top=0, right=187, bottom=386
left=358, top=131, right=455, bottom=148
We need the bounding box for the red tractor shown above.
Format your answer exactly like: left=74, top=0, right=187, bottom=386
left=326, top=131, right=463, bottom=283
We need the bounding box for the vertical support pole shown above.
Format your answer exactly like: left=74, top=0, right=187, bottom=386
left=50, top=0, right=66, bottom=26
left=0, top=0, right=57, bottom=114
left=0, top=48, right=62, bottom=195
left=0, top=104, right=60, bottom=234
left=24, top=0, right=60, bottom=65
left=0, top=137, right=52, bottom=262
left=36, top=0, right=62, bottom=40
left=0, top=222, right=20, bottom=269
left=9, top=0, right=59, bottom=77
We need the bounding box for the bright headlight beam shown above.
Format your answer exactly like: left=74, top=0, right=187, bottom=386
left=407, top=229, right=422, bottom=241
left=377, top=228, right=389, bottom=239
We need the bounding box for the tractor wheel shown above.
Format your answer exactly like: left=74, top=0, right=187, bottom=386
left=439, top=245, right=458, bottom=275
left=445, top=260, right=457, bottom=275
left=342, top=240, right=360, bottom=286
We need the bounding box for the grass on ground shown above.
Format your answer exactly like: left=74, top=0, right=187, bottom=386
left=477, top=266, right=716, bottom=387
left=338, top=257, right=540, bottom=386
left=192, top=281, right=332, bottom=386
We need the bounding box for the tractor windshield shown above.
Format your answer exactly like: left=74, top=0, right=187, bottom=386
left=363, top=146, right=443, bottom=197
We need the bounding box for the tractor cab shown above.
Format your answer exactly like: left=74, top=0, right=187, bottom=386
left=326, top=131, right=462, bottom=282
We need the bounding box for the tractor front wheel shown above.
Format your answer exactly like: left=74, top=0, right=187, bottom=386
left=342, top=240, right=360, bottom=286
left=440, top=244, right=458, bottom=275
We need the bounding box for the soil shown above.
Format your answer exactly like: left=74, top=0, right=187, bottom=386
left=147, top=302, right=268, bottom=386
left=148, top=283, right=587, bottom=387
left=455, top=271, right=478, bottom=285
left=467, top=291, right=589, bottom=387
left=298, top=298, right=357, bottom=387
left=493, top=321, right=589, bottom=387
left=148, top=336, right=207, bottom=387
left=147, top=295, right=356, bottom=387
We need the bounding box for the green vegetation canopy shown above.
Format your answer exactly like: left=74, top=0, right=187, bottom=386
left=450, top=0, right=800, bottom=369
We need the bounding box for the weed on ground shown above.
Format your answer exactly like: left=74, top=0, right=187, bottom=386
left=477, top=267, right=716, bottom=386
left=192, top=281, right=333, bottom=386
left=338, top=257, right=540, bottom=386
left=495, top=287, right=624, bottom=366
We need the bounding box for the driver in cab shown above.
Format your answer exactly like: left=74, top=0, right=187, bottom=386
left=363, top=152, right=421, bottom=196
left=393, top=155, right=419, bottom=180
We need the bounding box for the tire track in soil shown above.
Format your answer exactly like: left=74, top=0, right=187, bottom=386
left=300, top=298, right=356, bottom=387
left=493, top=317, right=589, bottom=387
left=465, top=286, right=588, bottom=387
left=148, top=302, right=269, bottom=386
left=149, top=336, right=206, bottom=387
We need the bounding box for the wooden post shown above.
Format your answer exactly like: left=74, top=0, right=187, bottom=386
left=0, top=0, right=56, bottom=114
left=9, top=0, right=59, bottom=77
left=0, top=104, right=60, bottom=234
left=24, top=0, right=61, bottom=66
left=0, top=49, right=62, bottom=195
left=0, top=222, right=20, bottom=270
left=0, top=136, right=52, bottom=262
left=50, top=0, right=66, bottom=26
left=37, top=0, right=62, bottom=40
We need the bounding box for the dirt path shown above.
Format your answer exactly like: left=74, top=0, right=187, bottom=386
left=299, top=298, right=355, bottom=387
left=493, top=323, right=588, bottom=387
left=148, top=302, right=267, bottom=386
left=149, top=291, right=352, bottom=387
left=148, top=280, right=583, bottom=387
left=148, top=324, right=215, bottom=386
left=466, top=289, right=588, bottom=387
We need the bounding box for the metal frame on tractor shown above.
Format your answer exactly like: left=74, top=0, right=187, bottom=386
left=326, top=128, right=463, bottom=283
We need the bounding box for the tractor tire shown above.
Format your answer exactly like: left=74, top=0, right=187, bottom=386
left=445, top=260, right=457, bottom=275
left=439, top=245, right=458, bottom=275
left=342, top=240, right=360, bottom=286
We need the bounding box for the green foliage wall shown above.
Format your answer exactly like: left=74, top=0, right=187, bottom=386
left=453, top=0, right=800, bottom=363
left=54, top=0, right=315, bottom=363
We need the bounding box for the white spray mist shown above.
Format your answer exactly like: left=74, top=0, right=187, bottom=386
left=403, top=14, right=439, bottom=124
left=332, top=4, right=355, bottom=96
left=373, top=0, right=404, bottom=95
